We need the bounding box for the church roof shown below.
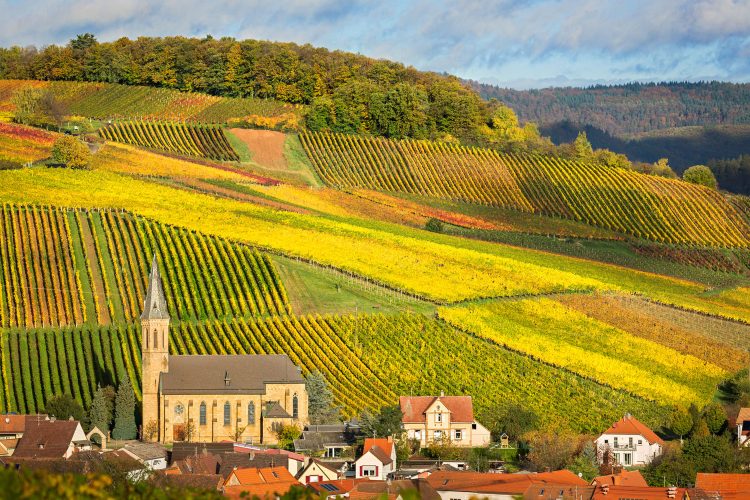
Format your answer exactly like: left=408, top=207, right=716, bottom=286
left=141, top=255, right=170, bottom=321
left=161, top=355, right=304, bottom=395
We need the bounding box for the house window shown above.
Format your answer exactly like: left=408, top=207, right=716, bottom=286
left=292, top=394, right=299, bottom=419
left=623, top=453, right=632, bottom=465
left=471, top=423, right=477, bottom=430
left=454, top=430, right=462, bottom=441
left=629, top=437, right=633, bottom=448
left=199, top=402, right=206, bottom=425
left=224, top=402, right=231, bottom=425
left=361, top=465, right=378, bottom=477
left=414, top=430, right=422, bottom=440
left=247, top=402, right=255, bottom=425
left=434, top=430, right=443, bottom=440
left=436, top=413, right=442, bottom=423
left=638, top=439, right=643, bottom=445
left=614, top=437, right=618, bottom=448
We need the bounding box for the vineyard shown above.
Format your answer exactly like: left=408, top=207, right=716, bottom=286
left=99, top=121, right=239, bottom=162
left=0, top=204, right=290, bottom=329
left=438, top=298, right=727, bottom=407
left=301, top=132, right=750, bottom=247
left=0, top=122, right=56, bottom=164
left=0, top=313, right=667, bottom=431
left=0, top=80, right=299, bottom=123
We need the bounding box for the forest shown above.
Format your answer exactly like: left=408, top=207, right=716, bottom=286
left=469, top=80, right=750, bottom=136
left=0, top=34, right=495, bottom=143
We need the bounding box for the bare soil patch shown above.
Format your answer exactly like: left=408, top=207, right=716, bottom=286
left=229, top=129, right=287, bottom=169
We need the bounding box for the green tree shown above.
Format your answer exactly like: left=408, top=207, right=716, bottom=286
left=305, top=371, right=340, bottom=424
left=360, top=405, right=403, bottom=438
left=274, top=424, right=302, bottom=450
left=682, top=434, right=736, bottom=473
left=44, top=394, right=85, bottom=422
left=693, top=419, right=711, bottom=438
left=425, top=218, right=444, bottom=233
left=487, top=403, right=539, bottom=442
left=683, top=165, right=718, bottom=189
left=51, top=136, right=92, bottom=169
left=668, top=408, right=693, bottom=442
left=703, top=403, right=727, bottom=435
left=569, top=440, right=599, bottom=481
left=112, top=379, right=136, bottom=440
left=573, top=131, right=594, bottom=160
left=88, top=385, right=115, bottom=442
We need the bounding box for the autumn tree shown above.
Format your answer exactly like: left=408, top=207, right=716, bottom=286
left=51, top=136, right=92, bottom=169
left=683, top=165, right=718, bottom=189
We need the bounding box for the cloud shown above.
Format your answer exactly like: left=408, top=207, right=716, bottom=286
left=0, top=0, right=748, bottom=88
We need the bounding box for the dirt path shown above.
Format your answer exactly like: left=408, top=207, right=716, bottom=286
left=229, top=129, right=287, bottom=169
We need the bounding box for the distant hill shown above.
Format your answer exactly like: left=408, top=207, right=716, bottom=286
left=468, top=81, right=750, bottom=136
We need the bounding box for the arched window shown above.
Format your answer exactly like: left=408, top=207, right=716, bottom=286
left=292, top=394, right=299, bottom=419
left=248, top=402, right=255, bottom=425
left=145, top=328, right=149, bottom=349
left=224, top=402, right=231, bottom=425
left=199, top=402, right=207, bottom=426
left=153, top=329, right=158, bottom=349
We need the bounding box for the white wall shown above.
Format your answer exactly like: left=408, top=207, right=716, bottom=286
left=595, top=433, right=661, bottom=466
left=354, top=451, right=393, bottom=481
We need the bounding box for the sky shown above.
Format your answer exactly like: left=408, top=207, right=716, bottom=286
left=1, top=0, right=749, bottom=89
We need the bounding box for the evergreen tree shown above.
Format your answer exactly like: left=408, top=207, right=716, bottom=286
left=569, top=440, right=599, bottom=481
left=112, top=379, right=137, bottom=440
left=703, top=403, right=727, bottom=435
left=305, top=371, right=340, bottom=424
left=88, top=385, right=114, bottom=442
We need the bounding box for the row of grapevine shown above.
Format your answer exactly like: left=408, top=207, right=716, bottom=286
left=0, top=325, right=138, bottom=414
left=0, top=80, right=299, bottom=122
left=632, top=243, right=750, bottom=274
left=99, top=120, right=239, bottom=161
left=301, top=132, right=750, bottom=247
left=0, top=312, right=666, bottom=431
left=0, top=204, right=291, bottom=328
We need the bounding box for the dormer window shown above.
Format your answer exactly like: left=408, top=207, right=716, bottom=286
left=436, top=413, right=442, bottom=423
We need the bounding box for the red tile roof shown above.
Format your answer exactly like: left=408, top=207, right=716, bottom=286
left=696, top=473, right=750, bottom=499
left=592, top=469, right=648, bottom=487
left=400, top=396, right=474, bottom=423
left=600, top=415, right=664, bottom=445
left=427, top=470, right=587, bottom=494
left=363, top=438, right=393, bottom=459
left=223, top=482, right=300, bottom=499
left=736, top=408, right=750, bottom=424
left=348, top=479, right=440, bottom=500
left=592, top=485, right=688, bottom=500
left=224, top=466, right=296, bottom=487
left=12, top=419, right=81, bottom=459
left=0, top=414, right=28, bottom=434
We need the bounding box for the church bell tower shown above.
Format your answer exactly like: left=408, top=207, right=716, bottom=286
left=141, top=255, right=170, bottom=441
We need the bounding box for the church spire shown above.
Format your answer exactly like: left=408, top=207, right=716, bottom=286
left=141, top=254, right=170, bottom=320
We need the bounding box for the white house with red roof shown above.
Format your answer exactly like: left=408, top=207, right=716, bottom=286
left=399, top=394, right=490, bottom=448
left=354, top=437, right=396, bottom=480
left=594, top=414, right=663, bottom=466
left=733, top=407, right=750, bottom=447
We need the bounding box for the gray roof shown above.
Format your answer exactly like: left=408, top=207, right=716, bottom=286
left=264, top=401, right=292, bottom=419
left=141, top=255, right=170, bottom=321
left=161, top=355, right=304, bottom=395
left=122, top=442, right=168, bottom=461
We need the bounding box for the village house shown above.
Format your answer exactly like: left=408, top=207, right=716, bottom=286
left=140, top=257, right=308, bottom=444
left=121, top=442, right=169, bottom=470
left=594, top=414, right=663, bottom=466
left=399, top=394, right=491, bottom=448
left=294, top=423, right=360, bottom=458
left=0, top=414, right=30, bottom=456
left=427, top=470, right=588, bottom=500
left=222, top=465, right=300, bottom=499
left=12, top=416, right=90, bottom=459
left=354, top=437, right=397, bottom=481
left=734, top=408, right=750, bottom=447
left=296, top=459, right=341, bottom=484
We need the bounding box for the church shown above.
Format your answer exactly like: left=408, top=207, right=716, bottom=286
left=140, top=256, right=309, bottom=444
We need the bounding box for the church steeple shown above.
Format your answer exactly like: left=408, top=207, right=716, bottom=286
left=141, top=254, right=170, bottom=321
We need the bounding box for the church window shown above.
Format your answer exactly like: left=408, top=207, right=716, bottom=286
left=292, top=394, right=299, bottom=419
left=248, top=402, right=255, bottom=425
left=174, top=403, right=184, bottom=417
left=200, top=402, right=207, bottom=425
left=153, top=329, right=158, bottom=349
left=224, top=402, right=231, bottom=425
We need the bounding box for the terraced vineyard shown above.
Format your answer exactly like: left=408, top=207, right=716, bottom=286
left=0, top=80, right=299, bottom=122
left=301, top=132, right=750, bottom=247
left=0, top=313, right=667, bottom=430
left=99, top=121, right=239, bottom=162
left=0, top=204, right=290, bottom=328
left=438, top=298, right=727, bottom=407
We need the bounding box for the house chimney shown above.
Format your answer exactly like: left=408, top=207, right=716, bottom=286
left=601, top=484, right=609, bottom=495
left=667, top=487, right=677, bottom=499
left=440, top=390, right=444, bottom=397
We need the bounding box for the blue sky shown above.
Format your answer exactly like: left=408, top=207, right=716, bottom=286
left=1, top=0, right=749, bottom=89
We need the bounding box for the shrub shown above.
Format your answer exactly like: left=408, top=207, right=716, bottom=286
left=425, top=218, right=444, bottom=233
left=51, top=136, right=92, bottom=169
left=683, top=165, right=718, bottom=189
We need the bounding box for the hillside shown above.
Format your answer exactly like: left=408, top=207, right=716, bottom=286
left=2, top=84, right=750, bottom=437
left=470, top=81, right=750, bottom=136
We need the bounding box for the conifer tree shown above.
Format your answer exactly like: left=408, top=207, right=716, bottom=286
left=112, top=379, right=137, bottom=440
left=88, top=385, right=114, bottom=443
left=306, top=371, right=340, bottom=424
